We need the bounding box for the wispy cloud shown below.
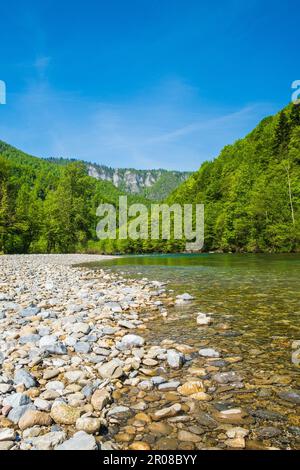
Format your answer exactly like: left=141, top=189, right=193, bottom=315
left=34, top=56, right=51, bottom=79
left=0, top=78, right=276, bottom=171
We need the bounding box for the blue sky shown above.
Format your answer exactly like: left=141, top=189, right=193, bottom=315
left=0, top=0, right=299, bottom=170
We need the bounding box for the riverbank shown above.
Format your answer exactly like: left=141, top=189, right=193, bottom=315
left=0, top=254, right=299, bottom=450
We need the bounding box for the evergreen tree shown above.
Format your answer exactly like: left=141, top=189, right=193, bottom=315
left=273, top=111, right=291, bottom=155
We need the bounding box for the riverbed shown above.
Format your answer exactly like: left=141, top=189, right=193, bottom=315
left=0, top=253, right=299, bottom=451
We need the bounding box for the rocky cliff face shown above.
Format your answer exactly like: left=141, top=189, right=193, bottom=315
left=87, top=164, right=191, bottom=200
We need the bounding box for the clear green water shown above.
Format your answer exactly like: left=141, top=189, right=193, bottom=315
left=89, top=254, right=300, bottom=359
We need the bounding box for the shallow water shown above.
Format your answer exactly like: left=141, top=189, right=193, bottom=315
left=87, top=254, right=300, bottom=449
left=93, top=253, right=300, bottom=346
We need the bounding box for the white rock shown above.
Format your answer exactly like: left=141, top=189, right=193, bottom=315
left=167, top=349, right=185, bottom=369
left=138, top=380, right=154, bottom=391
left=34, top=398, right=51, bottom=411
left=0, top=428, right=16, bottom=442
left=56, top=431, right=97, bottom=450
left=176, top=293, right=194, bottom=301
left=196, top=313, right=213, bottom=326
left=32, top=431, right=66, bottom=450
left=116, top=334, right=145, bottom=350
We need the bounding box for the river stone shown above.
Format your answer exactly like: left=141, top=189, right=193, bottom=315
left=138, top=380, right=154, bottom=391
left=176, top=293, right=194, bottom=301
left=91, top=389, right=111, bottom=411
left=249, top=409, right=286, bottom=421
left=19, top=334, right=41, bottom=344
left=64, top=370, right=85, bottom=383
left=34, top=398, right=52, bottom=411
left=156, top=437, right=178, bottom=450
left=199, top=348, right=220, bottom=358
left=118, top=320, right=135, bottom=329
left=8, top=404, right=36, bottom=424
left=178, top=381, right=205, bottom=396
left=257, top=427, right=281, bottom=439
left=46, top=380, right=64, bottom=391
left=215, top=408, right=247, bottom=424
left=212, top=371, right=243, bottom=384
left=167, top=350, right=185, bottom=369
left=143, top=358, right=158, bottom=366
left=43, top=368, right=60, bottom=380
left=226, top=427, right=249, bottom=439
left=148, top=422, right=174, bottom=435
left=19, top=410, right=52, bottom=430
left=116, top=334, right=145, bottom=350
left=0, top=441, right=14, bottom=450
left=20, top=306, right=40, bottom=317
left=97, top=359, right=124, bottom=379
left=31, top=431, right=66, bottom=450
left=74, top=342, right=91, bottom=354
left=107, top=406, right=131, bottom=418
left=0, top=352, right=4, bottom=365
left=158, top=381, right=180, bottom=391
left=151, top=376, right=166, bottom=386
left=70, top=323, right=90, bottom=335
left=190, top=392, right=212, bottom=401
left=225, top=437, right=246, bottom=448
left=195, top=411, right=218, bottom=429
left=39, top=335, right=67, bottom=355
left=178, top=430, right=202, bottom=443
left=82, top=383, right=97, bottom=399
left=0, top=384, right=12, bottom=394
left=14, top=369, right=36, bottom=389
left=197, top=313, right=213, bottom=326
left=153, top=404, right=182, bottom=420
left=50, top=402, right=81, bottom=425
left=3, top=392, right=30, bottom=408
left=277, top=390, right=300, bottom=404
left=292, top=349, right=300, bottom=367
left=76, top=417, right=101, bottom=434
left=129, top=442, right=151, bottom=450
left=56, top=431, right=97, bottom=450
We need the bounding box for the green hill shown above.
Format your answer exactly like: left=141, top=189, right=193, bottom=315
left=0, top=141, right=145, bottom=254
left=168, top=104, right=300, bottom=252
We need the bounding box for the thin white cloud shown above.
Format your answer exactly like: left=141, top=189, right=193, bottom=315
left=34, top=56, right=51, bottom=78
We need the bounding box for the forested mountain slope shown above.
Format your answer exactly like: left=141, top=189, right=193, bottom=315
left=0, top=141, right=143, bottom=253
left=1, top=103, right=299, bottom=255
left=168, top=104, right=300, bottom=252
left=48, top=158, right=190, bottom=200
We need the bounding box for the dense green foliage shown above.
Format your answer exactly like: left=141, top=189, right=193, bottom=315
left=0, top=142, right=144, bottom=253
left=143, top=171, right=190, bottom=200
left=168, top=104, right=300, bottom=252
